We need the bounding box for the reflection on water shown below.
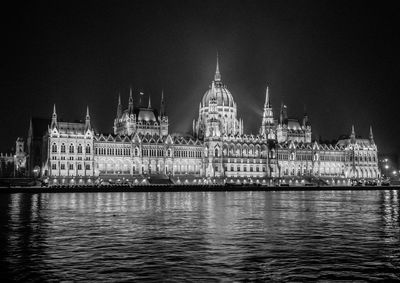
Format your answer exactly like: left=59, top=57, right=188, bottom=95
left=0, top=190, right=399, bottom=281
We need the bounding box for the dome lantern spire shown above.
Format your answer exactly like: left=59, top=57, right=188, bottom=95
left=214, top=52, right=221, bottom=82
left=148, top=95, right=151, bottom=108
left=265, top=86, right=271, bottom=107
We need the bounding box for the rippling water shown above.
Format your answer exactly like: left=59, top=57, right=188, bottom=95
left=0, top=190, right=399, bottom=281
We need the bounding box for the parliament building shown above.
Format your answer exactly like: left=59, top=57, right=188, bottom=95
left=28, top=57, right=380, bottom=185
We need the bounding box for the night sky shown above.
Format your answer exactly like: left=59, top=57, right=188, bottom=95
left=1, top=1, right=399, bottom=154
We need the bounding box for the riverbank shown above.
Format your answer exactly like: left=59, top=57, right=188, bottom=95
left=0, top=185, right=397, bottom=193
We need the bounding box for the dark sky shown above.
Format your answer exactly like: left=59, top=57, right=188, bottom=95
left=1, top=0, right=399, bottom=154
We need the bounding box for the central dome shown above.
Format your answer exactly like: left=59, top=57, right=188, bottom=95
left=194, top=55, right=244, bottom=138
left=138, top=108, right=157, bottom=122
left=201, top=56, right=235, bottom=107
left=201, top=81, right=235, bottom=107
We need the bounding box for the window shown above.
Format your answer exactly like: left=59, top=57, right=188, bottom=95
left=69, top=144, right=74, bottom=154
left=51, top=143, right=57, bottom=153
left=86, top=145, right=91, bottom=154
left=69, top=164, right=74, bottom=170
left=61, top=144, right=66, bottom=153
left=215, top=148, right=219, bottom=157
left=61, top=164, right=65, bottom=170
left=135, top=148, right=139, bottom=156
left=77, top=164, right=82, bottom=170
left=77, top=144, right=83, bottom=154
left=85, top=164, right=90, bottom=170
left=51, top=164, right=56, bottom=170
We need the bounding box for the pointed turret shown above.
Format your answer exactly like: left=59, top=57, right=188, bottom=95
left=369, top=125, right=374, bottom=144
left=51, top=104, right=57, bottom=129
left=350, top=125, right=356, bottom=143
left=116, top=93, right=122, bottom=118
left=148, top=95, right=151, bottom=108
left=85, top=106, right=91, bottom=131
left=214, top=53, right=221, bottom=82
left=128, top=87, right=133, bottom=113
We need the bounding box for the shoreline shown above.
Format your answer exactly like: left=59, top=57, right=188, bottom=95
left=0, top=185, right=398, bottom=194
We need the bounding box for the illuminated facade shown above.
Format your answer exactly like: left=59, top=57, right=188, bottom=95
left=42, top=57, right=380, bottom=184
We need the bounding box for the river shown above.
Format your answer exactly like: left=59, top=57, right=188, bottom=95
left=0, top=190, right=399, bottom=281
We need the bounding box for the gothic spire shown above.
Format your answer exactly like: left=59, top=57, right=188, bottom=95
left=128, top=87, right=133, bottom=113
left=369, top=125, right=374, bottom=143
left=214, top=52, right=221, bottom=82
left=148, top=95, right=151, bottom=108
left=350, top=125, right=356, bottom=142
left=117, top=93, right=122, bottom=118
left=51, top=104, right=57, bottom=128
left=85, top=106, right=91, bottom=131
left=160, top=90, right=165, bottom=116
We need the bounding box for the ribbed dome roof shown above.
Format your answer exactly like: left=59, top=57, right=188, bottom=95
left=138, top=108, right=157, bottom=122
left=121, top=108, right=158, bottom=122
left=202, top=82, right=235, bottom=107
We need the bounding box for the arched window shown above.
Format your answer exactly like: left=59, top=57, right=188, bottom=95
left=69, top=144, right=74, bottom=154
left=51, top=143, right=57, bottom=153
left=85, top=144, right=91, bottom=154
left=77, top=144, right=83, bottom=154
left=215, top=148, right=219, bottom=157
left=61, top=144, right=66, bottom=153
left=135, top=147, right=139, bottom=156
left=167, top=148, right=171, bottom=157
